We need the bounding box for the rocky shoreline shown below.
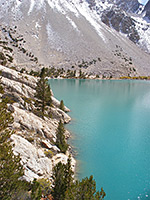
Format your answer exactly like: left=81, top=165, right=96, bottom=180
left=0, top=65, right=76, bottom=182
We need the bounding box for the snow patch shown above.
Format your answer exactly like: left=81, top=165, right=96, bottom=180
left=133, top=16, right=150, bottom=53
left=66, top=16, right=80, bottom=33
left=46, top=22, right=63, bottom=50
left=137, top=5, right=145, bottom=15
left=46, top=0, right=79, bottom=17
left=60, top=0, right=79, bottom=17
left=35, top=22, right=41, bottom=29
left=46, top=23, right=54, bottom=41
left=38, top=0, right=45, bottom=9
left=75, top=1, right=107, bottom=42
left=47, top=0, right=65, bottom=14
left=28, top=0, right=35, bottom=15
left=16, top=0, right=22, bottom=8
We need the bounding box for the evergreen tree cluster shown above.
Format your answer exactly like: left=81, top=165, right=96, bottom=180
left=52, top=156, right=106, bottom=200
left=65, top=176, right=106, bottom=200
left=0, top=130, right=28, bottom=200
left=52, top=156, right=73, bottom=200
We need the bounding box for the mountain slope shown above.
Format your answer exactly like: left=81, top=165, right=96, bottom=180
left=115, top=0, right=140, bottom=12
left=0, top=0, right=150, bottom=77
left=143, top=0, right=150, bottom=20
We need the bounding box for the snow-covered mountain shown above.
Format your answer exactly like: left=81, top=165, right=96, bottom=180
left=114, top=0, right=140, bottom=12
left=0, top=0, right=150, bottom=77
left=85, top=0, right=150, bottom=53
left=143, top=0, right=150, bottom=20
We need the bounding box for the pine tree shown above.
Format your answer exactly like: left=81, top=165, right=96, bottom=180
left=52, top=162, right=67, bottom=200
left=64, top=155, right=73, bottom=189
left=31, top=179, right=42, bottom=200
left=52, top=156, right=73, bottom=200
left=0, top=99, right=13, bottom=132
left=55, top=120, right=68, bottom=153
left=51, top=157, right=105, bottom=200
left=64, top=176, right=106, bottom=200
left=35, top=67, right=52, bottom=116
left=0, top=83, right=3, bottom=94
left=59, top=100, right=65, bottom=111
left=0, top=72, right=4, bottom=94
left=0, top=98, right=28, bottom=200
left=0, top=130, right=27, bottom=200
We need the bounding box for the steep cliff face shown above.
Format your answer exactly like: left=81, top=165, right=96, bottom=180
left=101, top=7, right=140, bottom=43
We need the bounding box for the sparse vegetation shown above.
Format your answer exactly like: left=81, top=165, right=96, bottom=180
left=0, top=52, right=7, bottom=66
left=0, top=74, right=4, bottom=94
left=44, top=150, right=54, bottom=158
left=120, top=76, right=150, bottom=80
left=26, top=137, right=34, bottom=143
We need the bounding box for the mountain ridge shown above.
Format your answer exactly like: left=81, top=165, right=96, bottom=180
left=0, top=0, right=150, bottom=77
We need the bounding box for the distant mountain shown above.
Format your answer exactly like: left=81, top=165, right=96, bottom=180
left=86, top=0, right=140, bottom=13
left=0, top=0, right=150, bottom=77
left=143, top=0, right=150, bottom=20
left=85, top=0, right=150, bottom=53
left=115, top=0, right=140, bottom=12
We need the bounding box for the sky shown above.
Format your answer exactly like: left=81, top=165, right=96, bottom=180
left=138, top=0, right=149, bottom=5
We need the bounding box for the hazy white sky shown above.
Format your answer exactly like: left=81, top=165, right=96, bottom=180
left=138, top=0, right=149, bottom=5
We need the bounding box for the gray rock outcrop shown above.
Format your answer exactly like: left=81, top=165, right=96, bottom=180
left=10, top=134, right=53, bottom=182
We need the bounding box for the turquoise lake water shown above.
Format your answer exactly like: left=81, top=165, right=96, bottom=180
left=49, top=79, right=150, bottom=200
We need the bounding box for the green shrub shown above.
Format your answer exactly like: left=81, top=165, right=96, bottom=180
left=44, top=150, right=54, bottom=158
left=26, top=137, right=34, bottom=143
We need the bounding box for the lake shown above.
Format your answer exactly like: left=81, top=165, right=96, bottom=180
left=49, top=79, right=150, bottom=200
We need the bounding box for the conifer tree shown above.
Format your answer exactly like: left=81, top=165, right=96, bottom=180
left=55, top=120, right=68, bottom=153
left=51, top=156, right=106, bottom=200
left=35, top=67, right=52, bottom=116
left=59, top=100, right=65, bottom=111
left=0, top=72, right=4, bottom=94
left=0, top=130, right=28, bottom=200
left=64, top=176, right=106, bottom=200
left=52, top=162, right=66, bottom=200
left=31, top=179, right=42, bottom=200
left=64, top=155, right=73, bottom=189
left=0, top=83, right=3, bottom=94
left=52, top=156, right=73, bottom=200
left=0, top=99, right=13, bottom=132
left=0, top=98, right=28, bottom=200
